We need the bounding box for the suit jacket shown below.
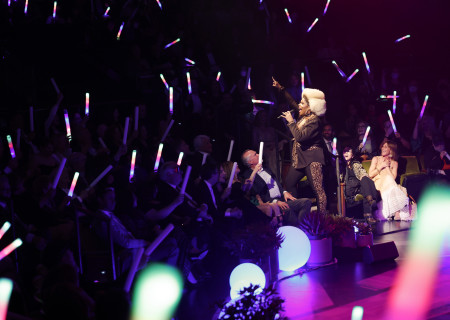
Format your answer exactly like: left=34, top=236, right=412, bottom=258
left=194, top=180, right=221, bottom=219
left=243, top=167, right=285, bottom=203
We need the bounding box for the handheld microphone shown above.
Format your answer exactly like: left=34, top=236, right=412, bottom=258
left=277, top=109, right=296, bottom=119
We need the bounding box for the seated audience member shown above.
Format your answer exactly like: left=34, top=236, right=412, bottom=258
left=184, top=135, right=217, bottom=184
left=369, top=140, right=415, bottom=221
left=423, top=134, right=450, bottom=178
left=355, top=121, right=377, bottom=159
left=381, top=119, right=411, bottom=156
left=342, top=147, right=378, bottom=224
left=241, top=149, right=311, bottom=226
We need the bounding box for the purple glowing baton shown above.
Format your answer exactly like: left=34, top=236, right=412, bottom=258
left=186, top=72, right=192, bottom=94
left=116, top=22, right=124, bottom=40
left=395, top=35, right=411, bottom=43
left=362, top=52, right=370, bottom=74
left=284, top=8, right=292, bottom=23
left=387, top=110, right=397, bottom=133
left=307, top=18, right=319, bottom=32
left=393, top=91, right=397, bottom=114
left=419, top=95, right=429, bottom=119
left=346, top=69, right=359, bottom=82
left=323, top=0, right=331, bottom=15
left=332, top=61, right=346, bottom=78
left=129, top=150, right=137, bottom=182
left=164, top=38, right=180, bottom=49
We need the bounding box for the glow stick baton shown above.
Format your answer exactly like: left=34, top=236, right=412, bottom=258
left=393, top=91, right=397, bottom=114
left=29, top=106, right=34, bottom=132
left=50, top=78, right=60, bottom=94
left=117, top=22, right=124, bottom=40
left=169, top=87, right=173, bottom=114
left=134, top=106, right=139, bottom=131
left=346, top=69, right=359, bottom=82
left=186, top=72, right=192, bottom=94
left=387, top=110, right=397, bottom=133
left=16, top=129, right=21, bottom=151
left=68, top=172, right=79, bottom=197
left=98, top=137, right=109, bottom=153
left=246, top=67, right=251, bottom=91
left=144, top=224, right=174, bottom=256
left=154, top=143, right=164, bottom=172
left=301, top=72, right=305, bottom=92
left=227, top=140, right=234, bottom=161
left=0, top=278, right=13, bottom=320
left=53, top=1, right=57, bottom=19
left=52, top=157, right=66, bottom=189
left=307, top=18, right=319, bottom=32
left=164, top=38, right=180, bottom=49
left=284, top=8, right=292, bottom=23
left=227, top=162, right=237, bottom=188
left=0, top=239, right=23, bottom=262
left=259, top=142, right=264, bottom=164
left=85, top=92, right=89, bottom=116
left=24, top=0, right=29, bottom=14
left=179, top=166, right=191, bottom=194
left=6, top=135, right=15, bottom=159
left=129, top=150, right=137, bottom=182
left=103, top=7, right=110, bottom=17
left=88, top=165, right=113, bottom=189
left=8, top=0, right=10, bottom=7
left=130, top=263, right=183, bottom=320
left=0, top=222, right=11, bottom=241
left=332, top=137, right=337, bottom=155
left=362, top=126, right=371, bottom=146
left=201, top=153, right=207, bottom=165
left=395, top=34, right=411, bottom=43
left=384, top=185, right=450, bottom=320
left=155, top=0, right=162, bottom=9
left=216, top=71, right=221, bottom=81
left=184, top=58, right=195, bottom=65
left=123, top=117, right=129, bottom=145
left=64, top=109, right=71, bottom=142
left=160, top=74, right=169, bottom=90
left=362, top=52, right=370, bottom=74
left=305, top=66, right=311, bottom=84
left=351, top=306, right=364, bottom=320
left=251, top=99, right=274, bottom=105
left=124, top=247, right=144, bottom=292
left=323, top=0, right=331, bottom=15
left=419, top=95, right=429, bottom=119
left=332, top=61, right=346, bottom=78
left=177, top=152, right=184, bottom=166
left=161, top=119, right=174, bottom=142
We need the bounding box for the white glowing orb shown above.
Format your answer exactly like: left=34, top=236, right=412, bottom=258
left=278, top=226, right=311, bottom=271
left=229, top=263, right=266, bottom=298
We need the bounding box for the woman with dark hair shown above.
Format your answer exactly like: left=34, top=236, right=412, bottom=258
left=342, top=147, right=378, bottom=224
left=273, top=78, right=327, bottom=214
left=369, top=140, right=414, bottom=220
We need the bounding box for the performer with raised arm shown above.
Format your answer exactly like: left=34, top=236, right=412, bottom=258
left=273, top=77, right=328, bottom=214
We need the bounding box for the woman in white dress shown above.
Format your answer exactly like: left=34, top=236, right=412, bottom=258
left=369, top=140, right=414, bottom=221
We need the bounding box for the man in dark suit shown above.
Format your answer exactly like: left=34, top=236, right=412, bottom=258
left=241, top=150, right=311, bottom=226
left=183, top=135, right=217, bottom=189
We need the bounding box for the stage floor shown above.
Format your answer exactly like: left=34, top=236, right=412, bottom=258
left=178, top=221, right=450, bottom=320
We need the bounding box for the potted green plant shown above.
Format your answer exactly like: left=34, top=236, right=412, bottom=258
left=298, top=211, right=334, bottom=265
left=216, top=284, right=287, bottom=320
left=355, top=222, right=373, bottom=247
left=329, top=215, right=357, bottom=248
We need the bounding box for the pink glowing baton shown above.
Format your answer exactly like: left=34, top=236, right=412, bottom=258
left=117, top=22, right=124, bottom=40
left=0, top=222, right=11, bottom=241
left=24, top=0, right=29, bottom=14
left=53, top=1, right=57, bottom=19
left=129, top=150, right=137, bottom=182
left=169, top=87, right=173, bottom=114
left=164, top=38, right=180, bottom=49
left=85, top=92, right=89, bottom=116
left=155, top=0, right=162, bottom=9
left=161, top=119, right=174, bottom=142
left=284, top=8, right=292, bottom=23
left=362, top=126, right=371, bottom=146
left=186, top=72, right=192, bottom=94
left=392, top=91, right=397, bottom=114
left=52, top=157, right=67, bottom=189
left=395, top=34, right=411, bottom=43
left=259, top=142, right=264, bottom=164
left=0, top=239, right=23, bottom=262
left=177, top=152, right=184, bottom=166
left=154, top=143, right=164, bottom=172
left=251, top=99, right=274, bottom=105
left=6, top=135, right=15, bottom=159
left=123, top=117, right=129, bottom=145
left=68, top=172, right=79, bottom=197
left=419, top=95, right=429, bottom=119
left=103, top=7, right=110, bottom=17
left=184, top=58, right=195, bottom=65
left=307, top=18, right=319, bottom=32
left=387, top=110, right=397, bottom=133
left=160, top=74, right=169, bottom=90
left=332, top=137, right=337, bottom=155
left=0, top=278, right=13, bottom=320
left=88, top=165, right=113, bottom=189
left=301, top=72, right=305, bottom=92
left=227, top=140, right=234, bottom=161
left=227, top=162, right=238, bottom=188
left=323, top=0, right=331, bottom=15
left=332, top=61, right=346, bottom=78
left=346, top=69, right=359, bottom=83
left=216, top=71, right=221, bottom=81
left=246, top=67, right=252, bottom=90
left=362, top=52, right=370, bottom=74
left=8, top=0, right=10, bottom=7
left=180, top=166, right=192, bottom=194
